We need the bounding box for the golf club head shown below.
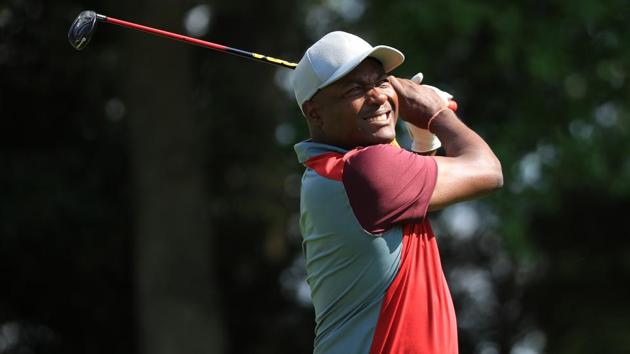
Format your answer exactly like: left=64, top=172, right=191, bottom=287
left=68, top=10, right=99, bottom=50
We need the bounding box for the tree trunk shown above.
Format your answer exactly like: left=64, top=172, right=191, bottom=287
left=120, top=2, right=224, bottom=353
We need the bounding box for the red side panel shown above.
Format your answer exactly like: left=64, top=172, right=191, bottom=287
left=369, top=221, right=458, bottom=354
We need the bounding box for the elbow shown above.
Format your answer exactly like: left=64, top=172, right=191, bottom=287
left=496, top=173, right=504, bottom=189
left=466, top=148, right=503, bottom=192
left=493, top=168, right=504, bottom=190
left=478, top=156, right=503, bottom=193
left=488, top=158, right=504, bottom=191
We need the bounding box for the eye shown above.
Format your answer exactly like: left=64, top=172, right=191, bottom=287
left=344, top=85, right=363, bottom=96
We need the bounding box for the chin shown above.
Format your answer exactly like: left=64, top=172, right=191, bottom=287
left=348, top=130, right=397, bottom=148
left=374, top=131, right=397, bottom=144
left=363, top=135, right=396, bottom=147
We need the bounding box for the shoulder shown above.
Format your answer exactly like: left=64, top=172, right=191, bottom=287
left=345, top=144, right=402, bottom=165
left=341, top=145, right=438, bottom=233
left=344, top=144, right=435, bottom=179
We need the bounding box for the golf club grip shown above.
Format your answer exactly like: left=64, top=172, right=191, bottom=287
left=447, top=100, right=458, bottom=111
left=103, top=16, right=298, bottom=69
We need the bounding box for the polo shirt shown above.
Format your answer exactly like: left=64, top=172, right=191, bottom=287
left=295, top=140, right=458, bottom=354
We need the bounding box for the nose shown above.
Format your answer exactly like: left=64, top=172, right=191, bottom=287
left=365, top=86, right=388, bottom=105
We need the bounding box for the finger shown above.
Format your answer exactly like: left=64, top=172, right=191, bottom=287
left=387, top=75, right=405, bottom=92
left=388, top=75, right=415, bottom=92
left=423, top=85, right=454, bottom=100
left=387, top=75, right=401, bottom=87
left=424, top=85, right=458, bottom=111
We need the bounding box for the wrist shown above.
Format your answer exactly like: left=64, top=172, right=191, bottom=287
left=426, top=107, right=450, bottom=131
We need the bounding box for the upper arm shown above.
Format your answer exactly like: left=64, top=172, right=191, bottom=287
left=342, top=145, right=437, bottom=233
left=429, top=153, right=503, bottom=211
left=421, top=109, right=504, bottom=211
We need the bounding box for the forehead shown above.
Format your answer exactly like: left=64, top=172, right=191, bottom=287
left=311, top=58, right=387, bottom=101
left=333, top=58, right=386, bottom=86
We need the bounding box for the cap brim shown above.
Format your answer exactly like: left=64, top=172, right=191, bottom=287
left=318, top=45, right=405, bottom=90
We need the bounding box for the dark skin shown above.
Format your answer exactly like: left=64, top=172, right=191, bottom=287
left=303, top=58, right=503, bottom=211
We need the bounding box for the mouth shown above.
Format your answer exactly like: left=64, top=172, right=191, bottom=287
left=362, top=110, right=392, bottom=124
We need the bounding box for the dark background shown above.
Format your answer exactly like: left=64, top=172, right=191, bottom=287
left=1, top=0, right=629, bottom=353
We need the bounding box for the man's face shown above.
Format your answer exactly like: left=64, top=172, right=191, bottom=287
left=305, top=59, right=399, bottom=149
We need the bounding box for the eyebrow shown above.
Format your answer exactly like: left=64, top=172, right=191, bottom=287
left=339, top=73, right=389, bottom=88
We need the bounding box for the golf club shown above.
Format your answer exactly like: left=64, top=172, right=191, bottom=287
left=68, top=10, right=298, bottom=69
left=68, top=10, right=457, bottom=111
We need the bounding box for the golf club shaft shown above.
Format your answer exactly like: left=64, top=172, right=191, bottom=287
left=88, top=13, right=457, bottom=110
left=100, top=14, right=298, bottom=69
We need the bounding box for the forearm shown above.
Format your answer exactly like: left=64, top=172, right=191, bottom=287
left=430, top=110, right=492, bottom=159
left=388, top=75, right=503, bottom=209
left=428, top=110, right=503, bottom=209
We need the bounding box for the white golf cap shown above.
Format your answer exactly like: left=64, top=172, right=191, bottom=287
left=293, top=31, right=405, bottom=111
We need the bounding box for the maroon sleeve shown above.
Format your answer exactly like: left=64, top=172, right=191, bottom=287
left=341, top=144, right=438, bottom=234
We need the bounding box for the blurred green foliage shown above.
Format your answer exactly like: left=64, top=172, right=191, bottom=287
left=1, top=0, right=629, bottom=353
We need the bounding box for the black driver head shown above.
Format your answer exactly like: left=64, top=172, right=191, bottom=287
left=68, top=11, right=99, bottom=50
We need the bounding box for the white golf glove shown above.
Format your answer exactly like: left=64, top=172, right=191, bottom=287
left=404, top=73, right=454, bottom=153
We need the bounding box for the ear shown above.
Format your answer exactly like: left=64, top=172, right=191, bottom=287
left=302, top=100, right=322, bottom=128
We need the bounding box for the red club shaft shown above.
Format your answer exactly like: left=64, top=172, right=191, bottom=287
left=101, top=15, right=298, bottom=69
left=105, top=16, right=229, bottom=51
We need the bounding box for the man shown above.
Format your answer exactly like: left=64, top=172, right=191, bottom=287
left=293, top=31, right=503, bottom=354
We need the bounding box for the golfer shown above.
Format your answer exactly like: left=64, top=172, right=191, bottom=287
left=293, top=31, right=503, bottom=353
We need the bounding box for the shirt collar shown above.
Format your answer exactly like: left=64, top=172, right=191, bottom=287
left=294, top=140, right=348, bottom=164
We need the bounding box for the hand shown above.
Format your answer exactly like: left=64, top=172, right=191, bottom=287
left=388, top=75, right=445, bottom=128
left=405, top=73, right=443, bottom=153
left=411, top=73, right=457, bottom=111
